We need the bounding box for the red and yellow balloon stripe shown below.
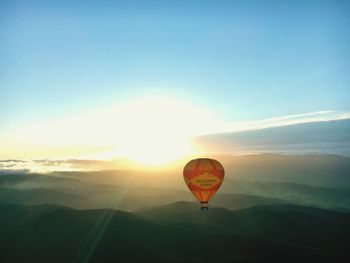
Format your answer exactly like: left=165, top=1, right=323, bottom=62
left=183, top=158, right=225, bottom=208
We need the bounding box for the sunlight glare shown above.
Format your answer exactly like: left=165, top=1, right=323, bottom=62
left=8, top=96, right=217, bottom=165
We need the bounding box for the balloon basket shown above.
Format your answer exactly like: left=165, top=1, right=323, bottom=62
left=200, top=203, right=208, bottom=210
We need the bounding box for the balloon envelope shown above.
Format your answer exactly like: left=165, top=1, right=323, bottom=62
left=183, top=158, right=225, bottom=207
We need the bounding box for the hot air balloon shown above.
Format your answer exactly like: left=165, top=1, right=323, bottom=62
left=183, top=158, right=225, bottom=210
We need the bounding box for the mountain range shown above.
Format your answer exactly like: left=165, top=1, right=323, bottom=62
left=0, top=201, right=349, bottom=263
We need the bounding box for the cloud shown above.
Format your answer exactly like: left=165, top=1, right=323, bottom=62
left=0, top=159, right=110, bottom=173
left=205, top=110, right=350, bottom=135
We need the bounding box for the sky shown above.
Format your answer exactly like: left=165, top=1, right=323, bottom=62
left=0, top=0, right=349, bottom=163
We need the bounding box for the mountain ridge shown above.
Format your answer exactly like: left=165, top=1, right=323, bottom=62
left=1, top=201, right=349, bottom=263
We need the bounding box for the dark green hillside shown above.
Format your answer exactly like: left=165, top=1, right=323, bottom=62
left=208, top=193, right=287, bottom=210
left=137, top=202, right=350, bottom=250
left=1, top=202, right=349, bottom=263
left=0, top=188, right=89, bottom=208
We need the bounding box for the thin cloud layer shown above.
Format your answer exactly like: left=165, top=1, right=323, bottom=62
left=0, top=159, right=109, bottom=173
left=209, top=110, right=350, bottom=135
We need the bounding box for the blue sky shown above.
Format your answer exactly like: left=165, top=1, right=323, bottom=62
left=1, top=0, right=349, bottom=131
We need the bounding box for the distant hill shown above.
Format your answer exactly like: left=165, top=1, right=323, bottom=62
left=0, top=184, right=289, bottom=211
left=196, top=118, right=350, bottom=156
left=218, top=154, right=350, bottom=188
left=0, top=188, right=89, bottom=208
left=1, top=154, right=350, bottom=212
left=0, top=202, right=349, bottom=263
left=220, top=178, right=350, bottom=211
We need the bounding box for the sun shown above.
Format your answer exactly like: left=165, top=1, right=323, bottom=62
left=118, top=137, right=192, bottom=165
left=106, top=97, right=201, bottom=165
